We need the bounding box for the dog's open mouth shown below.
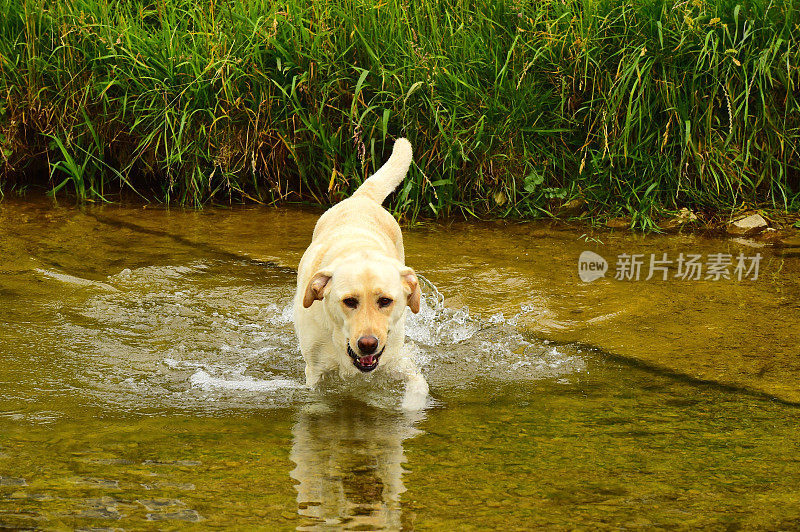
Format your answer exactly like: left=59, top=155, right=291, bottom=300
left=347, top=343, right=385, bottom=372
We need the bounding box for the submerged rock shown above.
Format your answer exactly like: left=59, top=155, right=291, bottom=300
left=78, top=497, right=124, bottom=520
left=69, top=477, right=120, bottom=489
left=779, top=233, right=800, bottom=247
left=142, top=459, right=201, bottom=467
left=137, top=498, right=187, bottom=512
left=0, top=476, right=27, bottom=487
left=146, top=509, right=203, bottom=522
left=753, top=227, right=796, bottom=246
left=605, top=217, right=631, bottom=229
left=140, top=481, right=195, bottom=491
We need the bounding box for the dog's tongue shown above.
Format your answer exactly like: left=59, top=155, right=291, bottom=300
left=359, top=355, right=376, bottom=366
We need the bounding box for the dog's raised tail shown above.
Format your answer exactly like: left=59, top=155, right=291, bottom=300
left=352, top=138, right=412, bottom=203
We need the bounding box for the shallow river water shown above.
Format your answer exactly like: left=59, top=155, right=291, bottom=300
left=1, top=198, right=799, bottom=530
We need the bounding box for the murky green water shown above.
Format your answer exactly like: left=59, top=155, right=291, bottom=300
left=1, top=198, right=799, bottom=530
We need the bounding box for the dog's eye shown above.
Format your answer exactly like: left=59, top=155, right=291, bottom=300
left=343, top=297, right=359, bottom=309
left=377, top=297, right=393, bottom=308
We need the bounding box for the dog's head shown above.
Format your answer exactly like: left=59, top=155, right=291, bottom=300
left=302, top=255, right=421, bottom=373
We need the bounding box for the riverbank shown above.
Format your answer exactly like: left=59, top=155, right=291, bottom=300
left=1, top=0, right=798, bottom=228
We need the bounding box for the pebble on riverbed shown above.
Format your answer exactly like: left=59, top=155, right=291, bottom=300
left=69, top=477, right=120, bottom=489
left=137, top=498, right=203, bottom=521
left=145, top=509, right=203, bottom=522
left=140, top=481, right=196, bottom=491
left=141, top=459, right=202, bottom=467
left=0, top=476, right=27, bottom=487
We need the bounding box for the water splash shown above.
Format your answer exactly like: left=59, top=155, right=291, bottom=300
left=406, top=276, right=586, bottom=386
left=52, top=263, right=585, bottom=413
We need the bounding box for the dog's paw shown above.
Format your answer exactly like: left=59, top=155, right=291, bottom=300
left=401, top=391, right=428, bottom=411
left=401, top=376, right=429, bottom=411
left=402, top=373, right=428, bottom=412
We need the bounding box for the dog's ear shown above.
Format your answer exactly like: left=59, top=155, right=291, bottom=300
left=303, top=270, right=332, bottom=308
left=399, top=267, right=421, bottom=314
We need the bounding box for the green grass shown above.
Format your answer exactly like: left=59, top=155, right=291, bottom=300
left=0, top=0, right=798, bottom=228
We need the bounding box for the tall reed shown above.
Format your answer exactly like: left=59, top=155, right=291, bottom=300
left=0, top=0, right=798, bottom=227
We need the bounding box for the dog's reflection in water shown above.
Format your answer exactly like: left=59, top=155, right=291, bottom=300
left=290, top=401, right=424, bottom=530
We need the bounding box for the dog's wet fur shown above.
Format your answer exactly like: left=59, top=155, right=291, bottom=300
left=293, top=139, right=429, bottom=410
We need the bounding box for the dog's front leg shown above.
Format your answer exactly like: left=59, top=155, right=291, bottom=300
left=304, top=364, right=322, bottom=389
left=401, top=371, right=429, bottom=411
left=391, top=356, right=429, bottom=411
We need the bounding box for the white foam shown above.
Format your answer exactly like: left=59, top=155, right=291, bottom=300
left=35, top=268, right=118, bottom=292
left=189, top=369, right=304, bottom=392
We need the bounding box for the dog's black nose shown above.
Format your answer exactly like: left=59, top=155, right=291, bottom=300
left=357, top=335, right=379, bottom=354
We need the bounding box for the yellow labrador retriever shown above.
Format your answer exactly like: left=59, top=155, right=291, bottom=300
left=293, top=138, right=428, bottom=410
